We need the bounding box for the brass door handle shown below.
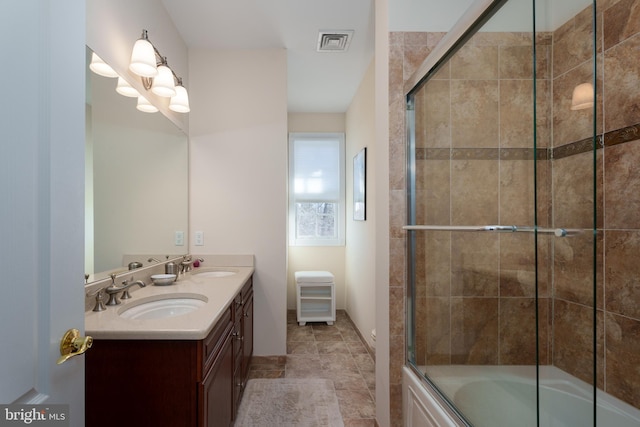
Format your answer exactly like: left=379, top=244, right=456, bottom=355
left=57, top=328, right=93, bottom=365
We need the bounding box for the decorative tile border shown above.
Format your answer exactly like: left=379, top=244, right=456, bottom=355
left=553, top=123, right=640, bottom=159
left=414, top=123, right=640, bottom=161
left=416, top=147, right=548, bottom=160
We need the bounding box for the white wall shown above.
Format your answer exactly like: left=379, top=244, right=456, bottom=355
left=345, top=60, right=377, bottom=349
left=287, top=113, right=347, bottom=310
left=189, top=48, right=288, bottom=356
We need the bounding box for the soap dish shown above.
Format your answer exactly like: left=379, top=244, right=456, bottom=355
left=151, top=274, right=177, bottom=286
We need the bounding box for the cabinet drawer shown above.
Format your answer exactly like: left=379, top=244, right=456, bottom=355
left=201, top=305, right=232, bottom=375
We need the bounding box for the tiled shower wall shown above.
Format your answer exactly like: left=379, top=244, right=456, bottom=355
left=388, top=0, right=640, bottom=423
left=410, top=30, right=553, bottom=370
left=552, top=0, right=640, bottom=408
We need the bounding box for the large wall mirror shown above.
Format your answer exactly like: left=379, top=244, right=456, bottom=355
left=85, top=47, right=189, bottom=282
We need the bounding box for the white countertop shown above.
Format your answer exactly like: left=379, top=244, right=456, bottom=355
left=85, top=266, right=254, bottom=340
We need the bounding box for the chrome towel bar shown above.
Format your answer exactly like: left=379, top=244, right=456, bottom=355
left=402, top=225, right=581, bottom=237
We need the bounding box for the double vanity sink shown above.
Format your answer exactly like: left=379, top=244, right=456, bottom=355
left=85, top=259, right=255, bottom=426
left=85, top=266, right=254, bottom=340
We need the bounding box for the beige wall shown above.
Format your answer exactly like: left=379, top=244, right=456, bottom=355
left=287, top=113, right=347, bottom=310
left=189, top=48, right=288, bottom=357
left=374, top=0, right=391, bottom=424
left=345, top=60, right=377, bottom=349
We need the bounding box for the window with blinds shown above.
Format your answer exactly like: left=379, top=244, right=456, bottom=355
left=288, top=133, right=345, bottom=246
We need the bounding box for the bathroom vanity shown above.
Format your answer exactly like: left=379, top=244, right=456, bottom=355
left=85, top=267, right=253, bottom=427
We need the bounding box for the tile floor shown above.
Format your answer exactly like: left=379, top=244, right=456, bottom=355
left=249, top=310, right=377, bottom=426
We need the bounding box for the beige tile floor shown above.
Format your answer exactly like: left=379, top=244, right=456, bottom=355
left=249, top=310, right=376, bottom=426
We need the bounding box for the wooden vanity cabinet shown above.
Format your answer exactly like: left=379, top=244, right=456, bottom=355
left=86, top=277, right=253, bottom=427
left=232, top=278, right=254, bottom=415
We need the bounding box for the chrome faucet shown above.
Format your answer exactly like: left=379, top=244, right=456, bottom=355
left=180, top=255, right=204, bottom=274
left=104, top=274, right=147, bottom=305
left=119, top=279, right=147, bottom=300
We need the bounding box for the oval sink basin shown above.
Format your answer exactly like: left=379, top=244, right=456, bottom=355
left=193, top=270, right=236, bottom=278
left=119, top=294, right=207, bottom=320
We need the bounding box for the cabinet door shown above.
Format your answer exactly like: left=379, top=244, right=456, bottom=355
left=200, top=333, right=234, bottom=427
left=242, top=292, right=254, bottom=382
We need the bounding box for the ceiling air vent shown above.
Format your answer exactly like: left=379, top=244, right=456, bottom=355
left=316, top=30, right=354, bottom=52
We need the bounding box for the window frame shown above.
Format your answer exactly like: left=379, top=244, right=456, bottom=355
left=288, top=132, right=346, bottom=246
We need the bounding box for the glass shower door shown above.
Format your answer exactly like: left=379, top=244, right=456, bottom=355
left=405, top=0, right=599, bottom=425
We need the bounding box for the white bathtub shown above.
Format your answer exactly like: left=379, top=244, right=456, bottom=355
left=403, top=365, right=640, bottom=427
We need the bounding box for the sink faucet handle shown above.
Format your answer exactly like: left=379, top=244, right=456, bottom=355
left=105, top=274, right=122, bottom=306
left=86, top=287, right=107, bottom=312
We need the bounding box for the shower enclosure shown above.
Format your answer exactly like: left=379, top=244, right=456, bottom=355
left=403, top=0, right=640, bottom=425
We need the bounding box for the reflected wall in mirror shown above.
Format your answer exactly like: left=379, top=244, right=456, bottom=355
left=85, top=47, right=188, bottom=281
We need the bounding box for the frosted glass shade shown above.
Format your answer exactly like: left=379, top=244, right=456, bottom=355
left=169, top=85, right=190, bottom=113
left=151, top=65, right=176, bottom=97
left=116, top=77, right=140, bottom=97
left=571, top=83, right=594, bottom=110
left=129, top=38, right=158, bottom=78
left=136, top=96, right=158, bottom=113
left=89, top=53, right=118, bottom=78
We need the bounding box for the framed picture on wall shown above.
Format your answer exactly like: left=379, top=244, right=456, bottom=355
left=353, top=147, right=366, bottom=221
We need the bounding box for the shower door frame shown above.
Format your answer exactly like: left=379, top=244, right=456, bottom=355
left=403, top=0, right=599, bottom=425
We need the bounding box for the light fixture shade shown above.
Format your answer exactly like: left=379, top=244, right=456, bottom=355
left=136, top=96, right=158, bottom=113
left=169, top=85, right=190, bottom=113
left=571, top=83, right=594, bottom=110
left=151, top=64, right=176, bottom=97
left=89, top=53, right=118, bottom=78
left=129, top=38, right=158, bottom=78
left=116, top=77, right=140, bottom=97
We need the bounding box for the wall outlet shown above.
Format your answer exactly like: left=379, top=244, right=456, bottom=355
left=194, top=231, right=204, bottom=246
left=174, top=231, right=184, bottom=246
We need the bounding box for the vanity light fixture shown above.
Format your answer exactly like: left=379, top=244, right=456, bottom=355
left=89, top=30, right=190, bottom=114
left=89, top=52, right=118, bottom=78
left=571, top=83, right=594, bottom=110
left=116, top=76, right=140, bottom=97
left=129, top=30, right=158, bottom=78
left=136, top=95, right=159, bottom=113
left=127, top=29, right=190, bottom=113
left=169, top=79, right=190, bottom=113
left=151, top=59, right=177, bottom=97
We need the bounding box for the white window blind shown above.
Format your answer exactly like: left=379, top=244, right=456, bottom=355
left=289, top=133, right=345, bottom=246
